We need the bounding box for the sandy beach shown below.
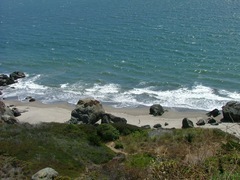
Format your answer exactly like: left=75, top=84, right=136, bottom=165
left=3, top=99, right=240, bottom=138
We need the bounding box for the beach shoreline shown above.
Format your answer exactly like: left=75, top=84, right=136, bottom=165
left=2, top=98, right=240, bottom=138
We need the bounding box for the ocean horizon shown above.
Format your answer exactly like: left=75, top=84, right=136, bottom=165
left=1, top=0, right=240, bottom=110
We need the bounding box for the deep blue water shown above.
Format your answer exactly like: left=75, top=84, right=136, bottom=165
left=1, top=0, right=240, bottom=110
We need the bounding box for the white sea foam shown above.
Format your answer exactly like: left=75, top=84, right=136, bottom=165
left=2, top=76, right=239, bottom=111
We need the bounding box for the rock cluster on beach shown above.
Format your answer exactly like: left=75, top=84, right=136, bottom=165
left=67, top=98, right=127, bottom=125
left=0, top=71, right=25, bottom=86
left=222, top=101, right=240, bottom=122
left=0, top=71, right=26, bottom=96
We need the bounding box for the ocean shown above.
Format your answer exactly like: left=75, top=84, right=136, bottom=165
left=1, top=0, right=240, bottom=110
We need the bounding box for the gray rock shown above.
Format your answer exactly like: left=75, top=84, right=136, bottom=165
left=182, top=118, right=194, bottom=129
left=153, top=123, right=162, bottom=129
left=1, top=115, right=18, bottom=124
left=222, top=101, right=240, bottom=122
left=149, top=104, right=164, bottom=116
left=207, top=118, right=217, bottom=124
left=0, top=74, right=15, bottom=86
left=101, top=113, right=127, bottom=124
left=206, top=109, right=221, bottom=117
left=0, top=100, right=19, bottom=124
left=196, top=119, right=206, bottom=126
left=68, top=99, right=105, bottom=124
left=9, top=71, right=26, bottom=80
left=32, top=167, right=58, bottom=180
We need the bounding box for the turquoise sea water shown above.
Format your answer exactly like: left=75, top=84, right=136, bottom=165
left=1, top=0, right=240, bottom=110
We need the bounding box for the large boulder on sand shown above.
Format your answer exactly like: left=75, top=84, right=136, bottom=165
left=222, top=101, right=240, bottom=122
left=149, top=104, right=164, bottom=116
left=182, top=118, right=194, bottom=129
left=68, top=99, right=105, bottom=124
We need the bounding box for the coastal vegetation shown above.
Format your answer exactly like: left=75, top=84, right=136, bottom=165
left=0, top=122, right=240, bottom=179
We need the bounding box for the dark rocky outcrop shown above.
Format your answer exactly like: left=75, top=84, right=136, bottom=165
left=207, top=117, right=217, bottom=124
left=0, top=74, right=15, bottom=86
left=68, top=99, right=127, bottom=125
left=101, top=113, right=127, bottom=124
left=182, top=118, right=194, bottom=129
left=206, top=109, right=221, bottom=117
left=25, top=96, right=36, bottom=102
left=222, top=101, right=240, bottom=122
left=153, top=123, right=162, bottom=129
left=0, top=71, right=25, bottom=87
left=9, top=71, right=26, bottom=80
left=196, top=119, right=206, bottom=126
left=149, top=104, right=164, bottom=116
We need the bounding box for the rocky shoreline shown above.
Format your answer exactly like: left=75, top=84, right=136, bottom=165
left=1, top=71, right=240, bottom=138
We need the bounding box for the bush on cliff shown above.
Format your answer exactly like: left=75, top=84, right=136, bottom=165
left=0, top=122, right=115, bottom=179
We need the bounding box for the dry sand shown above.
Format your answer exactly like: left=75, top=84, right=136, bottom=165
left=3, top=100, right=240, bottom=138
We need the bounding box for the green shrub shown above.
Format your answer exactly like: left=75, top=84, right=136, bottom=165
left=112, top=123, right=143, bottom=135
left=114, top=141, right=124, bottom=149
left=97, top=124, right=120, bottom=141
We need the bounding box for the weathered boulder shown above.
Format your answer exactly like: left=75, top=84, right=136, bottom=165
left=0, top=115, right=18, bottom=124
left=101, top=113, right=127, bottom=124
left=196, top=119, right=206, bottom=126
left=0, top=101, right=19, bottom=124
left=68, top=99, right=105, bottom=124
left=206, top=109, right=221, bottom=117
left=182, top=118, right=194, bottom=129
left=207, top=117, right=217, bottom=124
left=9, top=71, right=26, bottom=80
left=149, top=104, right=164, bottom=116
left=12, top=107, right=21, bottom=117
left=32, top=167, right=58, bottom=180
left=222, top=101, right=240, bottom=122
left=153, top=123, right=162, bottom=129
left=25, top=96, right=36, bottom=102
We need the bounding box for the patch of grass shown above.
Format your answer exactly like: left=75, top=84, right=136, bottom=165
left=97, top=124, right=120, bottom=141
left=0, top=123, right=115, bottom=178
left=112, top=123, right=143, bottom=136
left=126, top=153, right=154, bottom=169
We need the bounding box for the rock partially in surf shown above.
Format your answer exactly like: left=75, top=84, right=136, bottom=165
left=206, top=109, right=221, bottom=117
left=182, top=118, right=194, bottom=129
left=0, top=74, right=15, bottom=86
left=101, top=113, right=127, bottom=124
left=25, top=96, right=36, bottom=102
left=9, top=71, right=26, bottom=80
left=68, top=98, right=105, bottom=124
left=149, top=104, right=164, bottom=116
left=222, top=101, right=240, bottom=122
